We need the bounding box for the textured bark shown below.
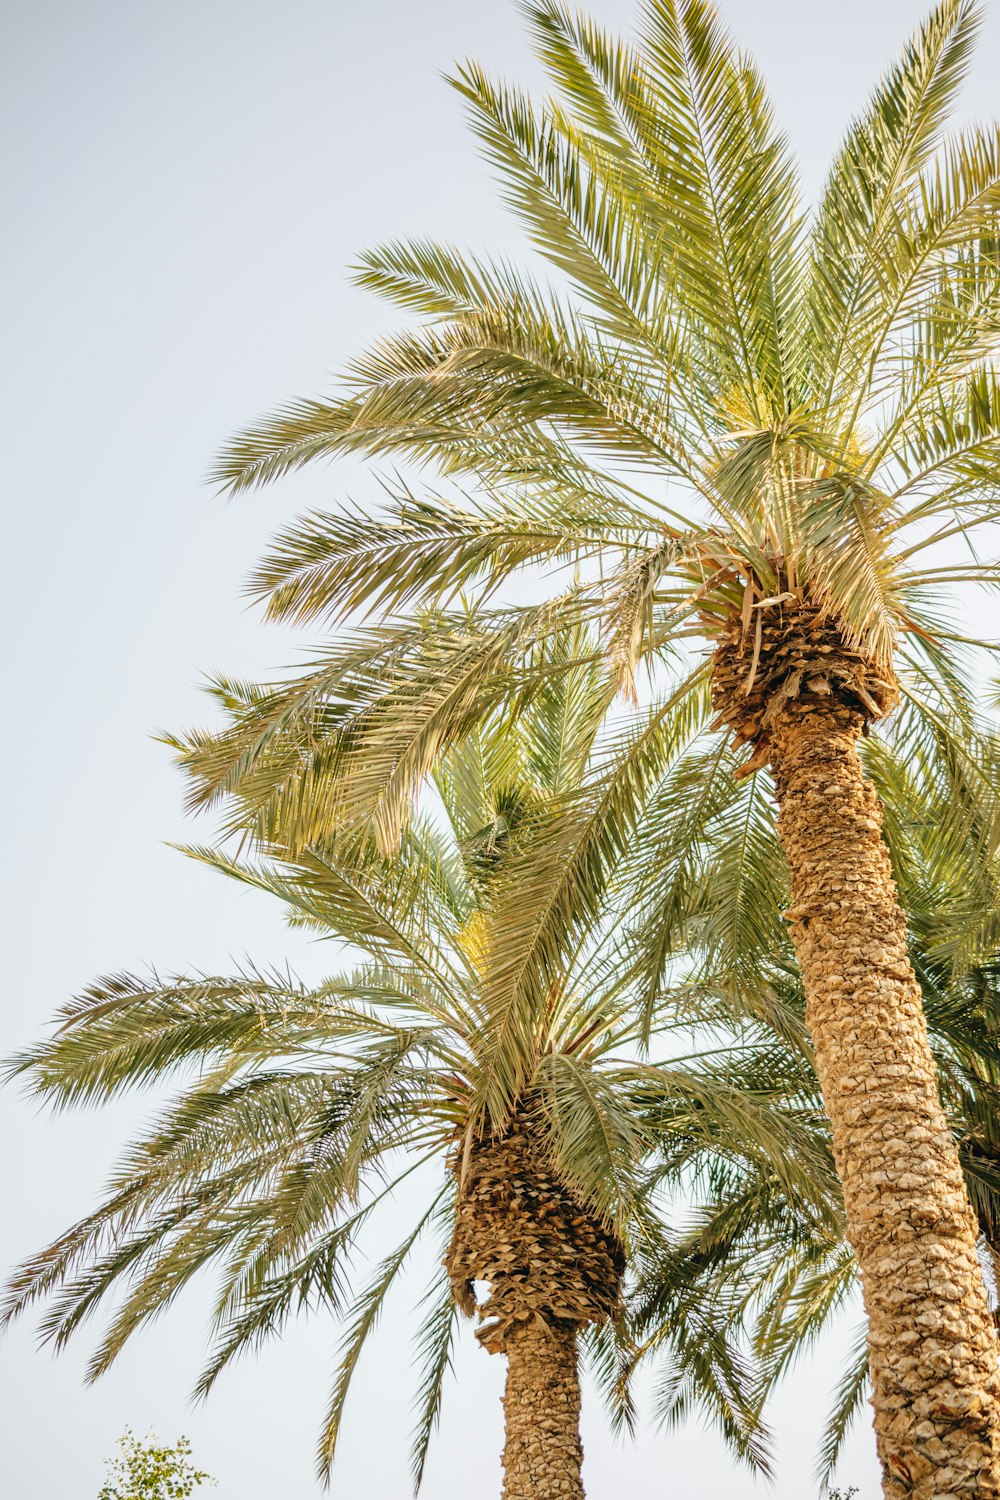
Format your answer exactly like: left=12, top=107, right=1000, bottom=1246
left=501, top=1319, right=585, bottom=1500
left=772, top=706, right=1000, bottom=1499
left=446, top=1110, right=624, bottom=1352
left=445, top=1108, right=623, bottom=1500
left=710, top=595, right=1000, bottom=1499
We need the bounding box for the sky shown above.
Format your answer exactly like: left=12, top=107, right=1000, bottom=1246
left=3, top=1, right=1000, bottom=1496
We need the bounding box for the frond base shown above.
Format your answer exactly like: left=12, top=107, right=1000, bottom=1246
left=445, top=1108, right=624, bottom=1354
left=709, top=594, right=899, bottom=775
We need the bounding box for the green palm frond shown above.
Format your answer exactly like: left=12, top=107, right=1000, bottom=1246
left=817, top=1322, right=871, bottom=1487
left=536, top=1053, right=645, bottom=1221
left=248, top=484, right=639, bottom=628
left=172, top=595, right=608, bottom=855
left=470, top=674, right=709, bottom=1119
left=315, top=1192, right=447, bottom=1480
left=9, top=644, right=851, bottom=1485
left=580, top=1312, right=639, bottom=1437
left=409, top=1256, right=462, bottom=1492
left=807, top=0, right=981, bottom=418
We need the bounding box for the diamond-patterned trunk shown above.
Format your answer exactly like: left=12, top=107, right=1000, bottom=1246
left=501, top=1320, right=585, bottom=1500
left=712, top=597, right=1000, bottom=1499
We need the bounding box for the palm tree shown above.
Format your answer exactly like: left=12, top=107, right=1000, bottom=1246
left=4, top=666, right=830, bottom=1498
left=625, top=704, right=1000, bottom=1488
left=193, top=2, right=1000, bottom=1488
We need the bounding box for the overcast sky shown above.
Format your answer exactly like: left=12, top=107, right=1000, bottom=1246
left=3, top=1, right=1000, bottom=1496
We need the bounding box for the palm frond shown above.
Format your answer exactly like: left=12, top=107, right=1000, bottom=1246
left=315, top=1192, right=445, bottom=1480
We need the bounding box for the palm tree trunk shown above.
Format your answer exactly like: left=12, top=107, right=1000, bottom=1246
left=446, top=1112, right=622, bottom=1499
left=771, top=707, right=1000, bottom=1499
left=501, top=1319, right=584, bottom=1500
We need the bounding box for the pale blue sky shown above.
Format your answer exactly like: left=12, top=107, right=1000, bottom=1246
left=3, top=2, right=999, bottom=1496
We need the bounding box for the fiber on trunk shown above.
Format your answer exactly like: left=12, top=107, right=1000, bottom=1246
left=709, top=591, right=898, bottom=778
left=446, top=1111, right=624, bottom=1354
left=712, top=599, right=1000, bottom=1499
left=501, top=1319, right=584, bottom=1500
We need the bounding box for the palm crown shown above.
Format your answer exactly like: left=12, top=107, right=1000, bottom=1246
left=4, top=659, right=838, bottom=1489
left=168, top=0, right=1000, bottom=863
left=217, top=0, right=997, bottom=652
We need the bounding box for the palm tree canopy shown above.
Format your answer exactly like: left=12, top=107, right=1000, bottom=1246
left=3, top=665, right=836, bottom=1486
left=177, top=0, right=1000, bottom=862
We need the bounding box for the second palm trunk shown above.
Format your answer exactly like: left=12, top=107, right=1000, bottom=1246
left=446, top=1108, right=624, bottom=1499
left=502, top=1321, right=585, bottom=1499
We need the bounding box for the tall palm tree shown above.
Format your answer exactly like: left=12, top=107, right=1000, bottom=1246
left=191, top=2, right=1000, bottom=1489
left=4, top=667, right=831, bottom=1498
left=626, top=701, right=1000, bottom=1488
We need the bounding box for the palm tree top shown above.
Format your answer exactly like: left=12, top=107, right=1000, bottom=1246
left=210, top=0, right=999, bottom=692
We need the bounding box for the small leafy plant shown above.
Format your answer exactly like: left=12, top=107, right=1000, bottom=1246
left=98, top=1431, right=214, bottom=1500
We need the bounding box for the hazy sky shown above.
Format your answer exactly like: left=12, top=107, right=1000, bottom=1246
left=4, top=1, right=1000, bottom=1496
